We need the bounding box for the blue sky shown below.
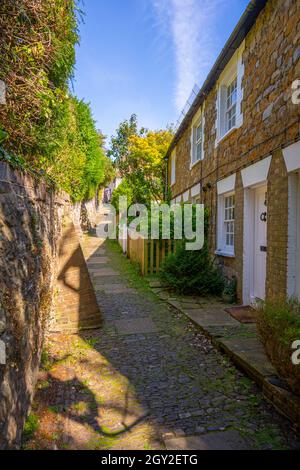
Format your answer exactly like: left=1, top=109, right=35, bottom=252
left=73, top=0, right=249, bottom=141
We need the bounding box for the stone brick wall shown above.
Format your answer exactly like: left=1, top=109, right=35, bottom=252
left=52, top=216, right=101, bottom=333
left=266, top=150, right=289, bottom=300
left=72, top=194, right=104, bottom=235
left=0, top=162, right=68, bottom=448
left=169, top=0, right=300, bottom=301
left=0, top=162, right=101, bottom=448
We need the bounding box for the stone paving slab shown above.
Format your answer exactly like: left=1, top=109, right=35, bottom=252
left=89, top=250, right=106, bottom=256
left=218, top=337, right=277, bottom=383
left=168, top=300, right=208, bottom=311
left=148, top=281, right=165, bottom=288
left=114, top=317, right=158, bottom=335
left=92, top=268, right=119, bottom=277
left=183, top=308, right=240, bottom=327
left=87, top=257, right=110, bottom=265
left=101, top=285, right=138, bottom=295
left=164, top=430, right=249, bottom=450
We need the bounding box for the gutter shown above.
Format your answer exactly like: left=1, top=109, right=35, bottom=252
left=165, top=0, right=268, bottom=160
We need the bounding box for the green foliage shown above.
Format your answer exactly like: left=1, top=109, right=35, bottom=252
left=257, top=298, right=300, bottom=395
left=0, top=0, right=79, bottom=155
left=0, top=129, right=8, bottom=145
left=258, top=298, right=300, bottom=346
left=222, top=276, right=237, bottom=303
left=109, top=115, right=173, bottom=206
left=0, top=1, right=109, bottom=201
left=30, top=95, right=108, bottom=201
left=101, top=154, right=115, bottom=189
left=160, top=210, right=224, bottom=297
left=160, top=244, right=224, bottom=296
left=111, top=179, right=134, bottom=212
left=40, top=348, right=52, bottom=371
left=23, top=412, right=39, bottom=441
left=125, top=129, right=173, bottom=203
left=108, top=114, right=139, bottom=163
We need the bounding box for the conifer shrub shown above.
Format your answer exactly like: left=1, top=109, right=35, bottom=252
left=159, top=243, right=224, bottom=297
left=159, top=209, right=224, bottom=297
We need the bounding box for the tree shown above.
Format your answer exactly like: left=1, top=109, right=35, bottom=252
left=108, top=114, right=146, bottom=169
left=110, top=179, right=134, bottom=213
left=125, top=130, right=173, bottom=203
left=109, top=115, right=173, bottom=206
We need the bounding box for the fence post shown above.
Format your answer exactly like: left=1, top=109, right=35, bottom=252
left=144, top=239, right=148, bottom=276
left=156, top=240, right=160, bottom=273
left=161, top=240, right=166, bottom=263
left=150, top=240, right=154, bottom=274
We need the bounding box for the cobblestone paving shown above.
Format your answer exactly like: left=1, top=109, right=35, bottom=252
left=24, top=236, right=300, bottom=450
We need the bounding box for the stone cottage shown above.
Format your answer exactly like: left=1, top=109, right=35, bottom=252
left=166, top=0, right=300, bottom=304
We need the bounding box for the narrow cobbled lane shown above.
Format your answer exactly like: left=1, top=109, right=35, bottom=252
left=24, top=234, right=300, bottom=450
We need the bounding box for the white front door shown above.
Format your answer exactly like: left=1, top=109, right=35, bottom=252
left=253, top=186, right=267, bottom=300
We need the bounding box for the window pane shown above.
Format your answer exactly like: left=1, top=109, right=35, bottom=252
left=224, top=195, right=235, bottom=248
left=196, top=143, right=202, bottom=160
left=196, top=124, right=202, bottom=142
left=193, top=121, right=202, bottom=162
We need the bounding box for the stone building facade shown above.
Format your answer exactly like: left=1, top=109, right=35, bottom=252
left=167, top=0, right=300, bottom=304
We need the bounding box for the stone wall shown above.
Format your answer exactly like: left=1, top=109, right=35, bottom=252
left=72, top=192, right=104, bottom=235
left=0, top=162, right=101, bottom=448
left=169, top=0, right=300, bottom=301
left=52, top=215, right=102, bottom=333
left=0, top=162, right=68, bottom=448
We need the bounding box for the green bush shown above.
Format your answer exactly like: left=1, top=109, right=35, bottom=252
left=0, top=1, right=109, bottom=201
left=159, top=207, right=224, bottom=297
left=257, top=298, right=300, bottom=395
left=159, top=242, right=224, bottom=297
left=23, top=412, right=39, bottom=442
left=222, top=276, right=237, bottom=303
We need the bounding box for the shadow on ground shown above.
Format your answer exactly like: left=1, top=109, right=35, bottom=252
left=23, top=233, right=300, bottom=451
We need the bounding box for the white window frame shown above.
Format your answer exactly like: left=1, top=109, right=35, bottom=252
left=287, top=171, right=300, bottom=300
left=170, top=151, right=176, bottom=186
left=190, top=107, right=205, bottom=167
left=215, top=41, right=244, bottom=145
left=223, top=194, right=235, bottom=252
left=216, top=189, right=236, bottom=257
left=226, top=77, right=237, bottom=132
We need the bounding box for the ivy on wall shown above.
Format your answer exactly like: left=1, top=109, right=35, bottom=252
left=0, top=0, right=109, bottom=201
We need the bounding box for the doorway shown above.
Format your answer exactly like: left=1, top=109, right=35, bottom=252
left=253, top=186, right=267, bottom=301
left=243, top=184, right=268, bottom=305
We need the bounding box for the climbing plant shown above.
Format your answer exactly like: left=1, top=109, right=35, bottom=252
left=0, top=0, right=109, bottom=201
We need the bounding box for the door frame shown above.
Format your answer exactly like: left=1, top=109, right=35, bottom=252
left=243, top=182, right=268, bottom=305
left=287, top=172, right=300, bottom=299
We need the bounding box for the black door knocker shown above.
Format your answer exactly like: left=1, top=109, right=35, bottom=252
left=260, top=212, right=267, bottom=222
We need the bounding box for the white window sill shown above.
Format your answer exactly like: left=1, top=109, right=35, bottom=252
left=190, top=159, right=203, bottom=170
left=215, top=249, right=235, bottom=258
left=215, top=125, right=238, bottom=147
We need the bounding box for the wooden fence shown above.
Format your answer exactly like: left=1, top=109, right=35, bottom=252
left=127, top=235, right=177, bottom=275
